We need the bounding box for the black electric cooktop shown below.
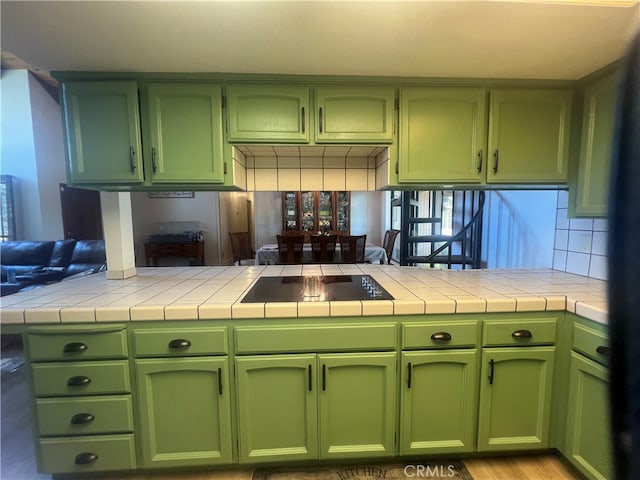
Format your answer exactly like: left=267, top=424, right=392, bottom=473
left=241, top=275, right=394, bottom=303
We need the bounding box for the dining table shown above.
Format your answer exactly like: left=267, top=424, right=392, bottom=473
left=254, top=242, right=388, bottom=265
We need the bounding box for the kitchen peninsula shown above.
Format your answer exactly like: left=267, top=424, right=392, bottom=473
left=0, top=265, right=610, bottom=480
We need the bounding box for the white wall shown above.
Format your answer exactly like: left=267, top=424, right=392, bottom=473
left=350, top=191, right=385, bottom=246
left=130, top=192, right=221, bottom=266
left=482, top=190, right=558, bottom=269
left=552, top=190, right=607, bottom=280
left=219, top=192, right=253, bottom=265
left=0, top=69, right=65, bottom=240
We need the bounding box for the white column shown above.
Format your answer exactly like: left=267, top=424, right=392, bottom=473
left=100, top=192, right=137, bottom=279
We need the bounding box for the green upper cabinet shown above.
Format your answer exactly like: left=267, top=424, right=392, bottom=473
left=400, top=350, right=478, bottom=455
left=477, top=346, right=555, bottom=451
left=573, top=72, right=619, bottom=217
left=142, top=84, right=225, bottom=184
left=318, top=353, right=396, bottom=459
left=315, top=87, right=395, bottom=143
left=398, top=87, right=487, bottom=183
left=487, top=89, right=572, bottom=184
left=62, top=81, right=144, bottom=184
left=135, top=357, right=233, bottom=468
left=225, top=86, right=310, bottom=143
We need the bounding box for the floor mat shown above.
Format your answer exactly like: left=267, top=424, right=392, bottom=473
left=252, top=460, right=474, bottom=480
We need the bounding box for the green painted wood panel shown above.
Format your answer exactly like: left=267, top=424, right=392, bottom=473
left=234, top=323, right=396, bottom=354
left=477, top=347, right=555, bottom=451
left=574, top=72, right=619, bottom=217
left=318, top=353, right=396, bottom=459
left=487, top=89, right=572, bottom=183
left=226, top=86, right=310, bottom=142
left=39, top=434, right=136, bottom=473
left=27, top=329, right=128, bottom=361
left=135, top=357, right=233, bottom=468
left=236, top=354, right=317, bottom=463
left=36, top=395, right=133, bottom=436
left=565, top=352, right=612, bottom=480
left=62, top=81, right=144, bottom=184
left=400, top=350, right=478, bottom=455
left=32, top=361, right=131, bottom=397
left=132, top=326, right=227, bottom=357
left=145, top=84, right=225, bottom=183
left=315, top=87, right=395, bottom=143
left=398, top=87, right=487, bottom=183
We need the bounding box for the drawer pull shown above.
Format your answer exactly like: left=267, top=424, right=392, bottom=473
left=168, top=339, right=191, bottom=350
left=63, top=342, right=88, bottom=353
left=596, top=345, right=610, bottom=357
left=431, top=332, right=452, bottom=342
left=71, top=413, right=95, bottom=425
left=74, top=452, right=98, bottom=465
left=488, top=359, right=495, bottom=385
left=67, top=376, right=92, bottom=387
left=512, top=329, right=533, bottom=339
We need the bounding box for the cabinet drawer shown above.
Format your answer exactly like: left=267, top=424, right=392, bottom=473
left=133, top=327, right=227, bottom=357
left=39, top=434, right=136, bottom=473
left=27, top=326, right=127, bottom=361
left=162, top=244, right=183, bottom=255
left=36, top=395, right=133, bottom=436
left=32, top=361, right=130, bottom=397
left=573, top=323, right=609, bottom=366
left=482, top=318, right=557, bottom=346
left=235, top=323, right=396, bottom=354
left=402, top=321, right=479, bottom=349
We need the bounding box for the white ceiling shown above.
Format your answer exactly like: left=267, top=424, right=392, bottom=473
left=1, top=1, right=639, bottom=81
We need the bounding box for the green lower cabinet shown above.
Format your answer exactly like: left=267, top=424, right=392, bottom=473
left=477, top=346, right=555, bottom=451
left=135, top=357, right=233, bottom=468
left=400, top=350, right=478, bottom=455
left=235, top=352, right=396, bottom=464
left=565, top=352, right=612, bottom=480
left=318, top=353, right=396, bottom=459
left=235, top=354, right=318, bottom=464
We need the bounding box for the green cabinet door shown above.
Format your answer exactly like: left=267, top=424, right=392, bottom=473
left=398, top=87, right=487, bottom=183
left=400, top=350, right=477, bottom=455
left=487, top=89, right=572, bottom=183
left=144, top=84, right=225, bottom=184
left=235, top=354, right=317, bottom=463
left=565, top=352, right=612, bottom=480
left=62, top=81, right=144, bottom=184
left=226, top=86, right=310, bottom=143
left=315, top=87, right=395, bottom=143
left=477, top=346, right=555, bottom=451
left=135, top=357, right=233, bottom=468
left=574, top=72, right=619, bottom=217
left=318, top=353, right=396, bottom=459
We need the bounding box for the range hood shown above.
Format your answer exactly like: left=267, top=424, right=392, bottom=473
left=234, top=145, right=388, bottom=161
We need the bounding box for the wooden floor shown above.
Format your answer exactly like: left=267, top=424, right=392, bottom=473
left=1, top=341, right=580, bottom=480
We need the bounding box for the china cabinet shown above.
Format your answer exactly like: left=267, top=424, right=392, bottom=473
left=282, top=191, right=350, bottom=235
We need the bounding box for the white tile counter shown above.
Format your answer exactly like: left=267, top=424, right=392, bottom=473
left=0, top=265, right=608, bottom=325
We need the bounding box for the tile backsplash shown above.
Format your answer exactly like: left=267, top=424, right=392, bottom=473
left=553, top=190, right=608, bottom=280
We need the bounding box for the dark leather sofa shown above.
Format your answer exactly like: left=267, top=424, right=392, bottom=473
left=0, top=240, right=106, bottom=296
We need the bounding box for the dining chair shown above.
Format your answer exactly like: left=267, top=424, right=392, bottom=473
left=338, top=234, right=367, bottom=263
left=229, top=232, right=254, bottom=266
left=310, top=234, right=338, bottom=263
left=382, top=229, right=400, bottom=265
left=276, top=234, right=305, bottom=264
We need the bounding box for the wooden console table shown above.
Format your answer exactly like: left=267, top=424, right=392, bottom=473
left=144, top=242, right=205, bottom=266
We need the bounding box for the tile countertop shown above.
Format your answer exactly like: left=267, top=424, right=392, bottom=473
left=0, top=265, right=608, bottom=325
